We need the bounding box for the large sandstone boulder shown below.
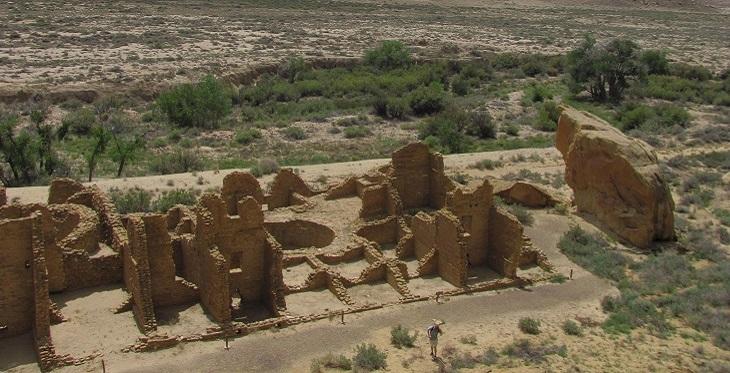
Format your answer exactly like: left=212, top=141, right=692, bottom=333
left=556, top=106, right=675, bottom=248
left=492, top=180, right=559, bottom=208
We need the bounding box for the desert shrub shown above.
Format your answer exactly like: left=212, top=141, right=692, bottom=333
left=364, top=40, right=411, bottom=70
left=601, top=291, right=673, bottom=337
left=282, top=126, right=306, bottom=140
left=518, top=317, right=541, bottom=335
left=352, top=343, right=387, bottom=371
left=372, top=96, right=408, bottom=119
left=669, top=62, right=713, bottom=81
left=508, top=205, right=534, bottom=226
left=408, top=83, right=447, bottom=116
left=157, top=75, right=232, bottom=128
left=502, top=339, right=567, bottom=363
left=419, top=114, right=472, bottom=154
left=449, top=352, right=477, bottom=369
left=533, top=100, right=560, bottom=131
left=640, top=49, right=669, bottom=75
left=714, top=209, right=730, bottom=226
left=471, top=159, right=503, bottom=170
left=524, top=84, right=554, bottom=103
left=334, top=115, right=369, bottom=127
left=503, top=123, right=519, bottom=136
left=558, top=226, right=630, bottom=282
left=234, top=128, right=262, bottom=145
left=250, top=158, right=280, bottom=177
left=151, top=189, right=198, bottom=212
left=521, top=56, right=549, bottom=77
left=109, top=187, right=152, bottom=214
left=459, top=334, right=477, bottom=345
left=632, top=252, right=696, bottom=295
left=479, top=347, right=499, bottom=365
left=451, top=75, right=470, bottom=96
left=62, top=107, right=96, bottom=135
left=310, top=352, right=352, bottom=372
left=343, top=125, right=371, bottom=139
left=278, top=56, right=309, bottom=83
left=149, top=149, right=204, bottom=175
left=465, top=111, right=496, bottom=139
left=390, top=325, right=417, bottom=348
left=567, top=36, right=643, bottom=101
left=562, top=320, right=583, bottom=336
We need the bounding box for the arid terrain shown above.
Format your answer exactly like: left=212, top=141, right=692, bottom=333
left=1, top=0, right=729, bottom=373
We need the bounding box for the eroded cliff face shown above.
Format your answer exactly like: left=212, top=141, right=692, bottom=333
left=556, top=106, right=675, bottom=248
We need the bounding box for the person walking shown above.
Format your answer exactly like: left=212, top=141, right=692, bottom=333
left=427, top=319, right=444, bottom=359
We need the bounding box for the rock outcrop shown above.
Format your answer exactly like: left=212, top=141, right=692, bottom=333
left=492, top=180, right=559, bottom=208
left=556, top=106, right=675, bottom=248
left=0, top=185, right=6, bottom=206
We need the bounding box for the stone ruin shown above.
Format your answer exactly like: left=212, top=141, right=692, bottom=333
left=0, top=143, right=550, bottom=371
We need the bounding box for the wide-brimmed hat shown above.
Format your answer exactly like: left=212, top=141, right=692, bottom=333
left=432, top=319, right=444, bottom=325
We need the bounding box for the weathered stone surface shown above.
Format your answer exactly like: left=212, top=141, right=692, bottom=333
left=48, top=178, right=84, bottom=204
left=492, top=180, right=558, bottom=208
left=0, top=185, right=6, bottom=206
left=556, top=106, right=675, bottom=248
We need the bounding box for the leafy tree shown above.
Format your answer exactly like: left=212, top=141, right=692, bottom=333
left=107, top=113, right=144, bottom=178
left=85, top=125, right=111, bottom=182
left=364, top=40, right=412, bottom=70
left=0, top=113, right=38, bottom=185
left=567, top=36, right=644, bottom=102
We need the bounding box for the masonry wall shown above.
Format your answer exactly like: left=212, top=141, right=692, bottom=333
left=435, top=211, right=468, bottom=287
left=486, top=206, right=522, bottom=278
left=31, top=213, right=56, bottom=371
left=390, top=143, right=432, bottom=209
left=446, top=180, right=493, bottom=266
left=0, top=216, right=35, bottom=336
left=194, top=207, right=231, bottom=323
left=359, top=185, right=387, bottom=219
left=141, top=214, right=198, bottom=307
left=411, top=212, right=436, bottom=260
left=221, top=171, right=264, bottom=215
left=124, top=216, right=157, bottom=333
left=267, top=169, right=314, bottom=210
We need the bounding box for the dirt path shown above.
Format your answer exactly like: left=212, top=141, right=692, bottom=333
left=120, top=276, right=612, bottom=373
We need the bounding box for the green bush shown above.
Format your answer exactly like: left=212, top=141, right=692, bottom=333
left=151, top=189, right=198, bottom=212
left=373, top=96, right=407, bottom=119
left=157, top=75, right=232, bottom=128
left=149, top=149, right=204, bottom=175
left=518, top=317, right=541, bottom=335
left=62, top=107, right=96, bottom=135
left=234, top=128, right=262, bottom=145
left=459, top=334, right=477, bottom=345
left=465, top=111, right=496, bottom=139
left=352, top=343, right=387, bottom=371
left=471, top=158, right=503, bottom=170
left=524, top=84, right=553, bottom=103
left=419, top=112, right=472, bottom=154
left=601, top=291, right=673, bottom=337
left=669, top=62, right=713, bottom=81
left=617, top=103, right=690, bottom=132
left=279, top=56, right=309, bottom=83
left=558, top=226, right=630, bottom=282
left=640, top=49, right=669, bottom=75
left=479, top=347, right=499, bottom=365
left=714, top=209, right=730, bottom=226
left=282, top=126, right=307, bottom=140
left=562, top=320, right=583, bottom=336
left=408, top=83, right=447, bottom=116
left=534, top=100, right=560, bottom=131
left=390, top=325, right=417, bottom=348
left=343, top=125, right=371, bottom=138
left=109, top=187, right=152, bottom=214
left=364, top=40, right=411, bottom=70
left=451, top=75, right=470, bottom=96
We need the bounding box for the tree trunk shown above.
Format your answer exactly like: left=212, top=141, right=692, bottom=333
left=116, top=157, right=126, bottom=178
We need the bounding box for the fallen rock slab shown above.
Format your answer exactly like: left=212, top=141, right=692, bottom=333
left=556, top=106, right=675, bottom=248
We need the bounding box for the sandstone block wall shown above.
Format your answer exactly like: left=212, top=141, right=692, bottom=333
left=124, top=215, right=157, bottom=333
left=47, top=178, right=84, bottom=205
left=446, top=180, right=492, bottom=266
left=390, top=143, right=432, bottom=209
left=267, top=169, right=315, bottom=210
left=493, top=181, right=557, bottom=208
left=487, top=206, right=522, bottom=278
left=221, top=171, right=264, bottom=215
left=0, top=215, right=35, bottom=336
left=435, top=211, right=468, bottom=287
